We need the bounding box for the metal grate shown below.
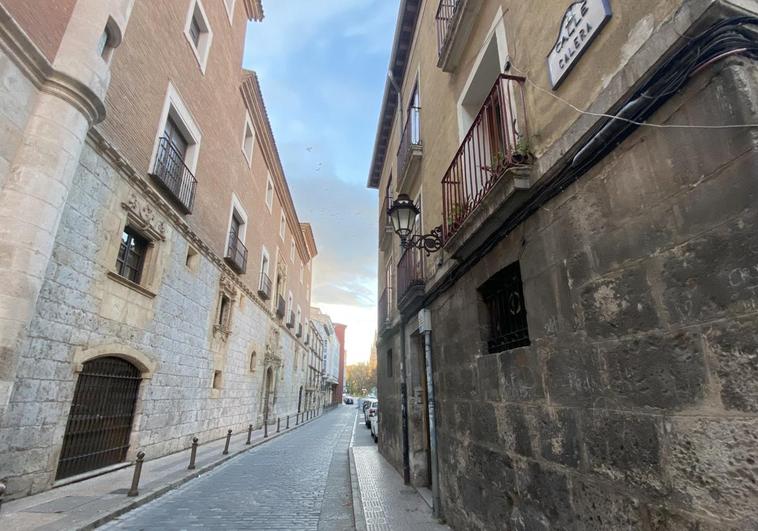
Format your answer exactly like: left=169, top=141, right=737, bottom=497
left=56, top=357, right=141, bottom=480
left=480, top=261, right=530, bottom=354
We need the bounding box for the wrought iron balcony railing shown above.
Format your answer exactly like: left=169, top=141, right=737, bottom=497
left=397, top=246, right=424, bottom=304
left=435, top=0, right=459, bottom=56
left=287, top=311, right=296, bottom=329
left=276, top=295, right=286, bottom=318
left=297, top=323, right=303, bottom=338
left=258, top=272, right=272, bottom=300
left=150, top=137, right=198, bottom=214
left=397, top=106, right=422, bottom=184
left=224, top=230, right=248, bottom=274
left=442, top=75, right=529, bottom=241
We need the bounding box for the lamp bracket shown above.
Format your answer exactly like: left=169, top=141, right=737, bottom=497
left=401, top=226, right=443, bottom=255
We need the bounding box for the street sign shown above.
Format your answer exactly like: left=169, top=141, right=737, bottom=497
left=548, top=0, right=612, bottom=89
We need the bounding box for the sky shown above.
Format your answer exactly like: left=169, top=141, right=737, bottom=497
left=242, top=0, right=400, bottom=365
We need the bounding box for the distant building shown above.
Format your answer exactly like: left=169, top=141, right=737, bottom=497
left=310, top=307, right=341, bottom=405
left=0, top=0, right=321, bottom=499
left=333, top=323, right=347, bottom=403
left=369, top=0, right=758, bottom=528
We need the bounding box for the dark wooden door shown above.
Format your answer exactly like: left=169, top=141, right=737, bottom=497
left=56, top=357, right=141, bottom=480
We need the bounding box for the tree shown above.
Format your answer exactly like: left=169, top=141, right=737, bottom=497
left=345, top=362, right=376, bottom=396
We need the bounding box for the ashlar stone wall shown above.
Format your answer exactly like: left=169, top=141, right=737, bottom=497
left=431, top=60, right=758, bottom=530
left=0, top=136, right=309, bottom=498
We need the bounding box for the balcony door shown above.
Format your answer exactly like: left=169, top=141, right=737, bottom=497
left=164, top=116, right=188, bottom=159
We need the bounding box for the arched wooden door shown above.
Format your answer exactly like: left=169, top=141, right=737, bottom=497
left=56, top=357, right=141, bottom=480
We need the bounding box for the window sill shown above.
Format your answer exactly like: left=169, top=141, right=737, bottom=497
left=184, top=32, right=208, bottom=74
left=107, top=271, right=157, bottom=299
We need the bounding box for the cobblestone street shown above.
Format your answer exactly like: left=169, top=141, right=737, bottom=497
left=103, top=408, right=356, bottom=530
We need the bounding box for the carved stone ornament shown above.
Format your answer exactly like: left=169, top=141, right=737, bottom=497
left=122, top=192, right=167, bottom=241
left=219, top=274, right=238, bottom=299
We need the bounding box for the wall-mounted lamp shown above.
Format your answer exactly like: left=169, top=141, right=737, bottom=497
left=387, top=194, right=443, bottom=255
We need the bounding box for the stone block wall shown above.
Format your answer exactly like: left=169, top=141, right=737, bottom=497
left=430, top=60, right=758, bottom=530
left=0, top=140, right=309, bottom=497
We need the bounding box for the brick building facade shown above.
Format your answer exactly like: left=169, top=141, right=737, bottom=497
left=369, top=0, right=758, bottom=529
left=0, top=0, right=323, bottom=498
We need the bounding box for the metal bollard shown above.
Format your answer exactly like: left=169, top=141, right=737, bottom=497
left=246, top=424, right=253, bottom=445
left=296, top=413, right=299, bottom=425
left=277, top=418, right=281, bottom=433
left=188, top=437, right=198, bottom=470
left=223, top=429, right=232, bottom=455
left=286, top=415, right=290, bottom=429
left=127, top=451, right=145, bottom=497
left=0, top=481, right=6, bottom=513
left=264, top=418, right=268, bottom=438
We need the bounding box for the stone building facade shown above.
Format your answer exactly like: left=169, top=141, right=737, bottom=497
left=369, top=0, right=758, bottom=529
left=311, top=307, right=342, bottom=405
left=334, top=322, right=347, bottom=404
left=0, top=0, right=321, bottom=498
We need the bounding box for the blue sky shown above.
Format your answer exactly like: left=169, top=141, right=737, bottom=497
left=243, top=0, right=400, bottom=364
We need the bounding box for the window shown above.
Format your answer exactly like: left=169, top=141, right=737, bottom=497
left=116, top=227, right=148, bottom=284
left=387, top=349, right=393, bottom=377
left=290, top=239, right=295, bottom=262
left=250, top=350, right=257, bottom=372
left=186, top=245, right=199, bottom=271
left=287, top=292, right=293, bottom=316
left=279, top=212, right=286, bottom=240
left=242, top=115, right=254, bottom=165
left=265, top=174, right=274, bottom=212
left=97, top=17, right=121, bottom=63
left=223, top=0, right=236, bottom=22
left=479, top=261, right=530, bottom=354
left=218, top=293, right=232, bottom=330
left=299, top=266, right=303, bottom=284
left=213, top=370, right=223, bottom=389
left=184, top=0, right=213, bottom=74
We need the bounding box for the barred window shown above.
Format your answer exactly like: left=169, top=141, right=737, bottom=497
left=116, top=227, right=148, bottom=284
left=480, top=261, right=530, bottom=354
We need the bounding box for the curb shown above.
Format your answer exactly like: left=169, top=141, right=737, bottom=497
left=348, top=447, right=367, bottom=531
left=77, top=413, right=328, bottom=530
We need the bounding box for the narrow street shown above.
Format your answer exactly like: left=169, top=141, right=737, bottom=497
left=104, top=408, right=356, bottom=530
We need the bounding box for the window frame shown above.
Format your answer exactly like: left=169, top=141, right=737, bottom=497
left=223, top=0, right=236, bottom=24
left=183, top=0, right=213, bottom=74
left=149, top=82, right=203, bottom=176
left=279, top=212, right=286, bottom=240
left=265, top=173, right=274, bottom=213
left=242, top=113, right=255, bottom=166
left=116, top=226, right=149, bottom=284
left=225, top=193, right=248, bottom=250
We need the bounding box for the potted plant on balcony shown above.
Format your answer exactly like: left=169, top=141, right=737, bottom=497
left=512, top=136, right=533, bottom=165
left=446, top=202, right=465, bottom=232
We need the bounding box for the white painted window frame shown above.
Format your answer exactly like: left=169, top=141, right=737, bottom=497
left=242, top=113, right=255, bottom=166
left=184, top=0, right=213, bottom=74
left=225, top=193, right=248, bottom=250
left=279, top=212, right=286, bottom=241
left=265, top=173, right=274, bottom=213
left=223, top=0, right=236, bottom=24
left=149, top=82, right=203, bottom=177
left=290, top=239, right=295, bottom=263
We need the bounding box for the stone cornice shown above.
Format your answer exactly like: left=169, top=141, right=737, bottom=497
left=243, top=0, right=265, bottom=22
left=0, top=3, right=105, bottom=125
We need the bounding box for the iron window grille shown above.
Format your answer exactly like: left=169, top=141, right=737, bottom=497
left=116, top=227, right=148, bottom=284
left=480, top=261, right=530, bottom=354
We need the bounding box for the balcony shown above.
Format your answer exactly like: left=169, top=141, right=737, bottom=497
left=397, top=106, right=422, bottom=188
left=397, top=247, right=424, bottom=310
left=224, top=231, right=248, bottom=274
left=149, top=137, right=198, bottom=214
left=276, top=295, right=286, bottom=319
left=378, top=286, right=391, bottom=331
left=442, top=75, right=529, bottom=242
left=287, top=311, right=295, bottom=329
left=379, top=194, right=394, bottom=245
left=258, top=272, right=272, bottom=300
left=436, top=0, right=482, bottom=72
left=297, top=323, right=303, bottom=338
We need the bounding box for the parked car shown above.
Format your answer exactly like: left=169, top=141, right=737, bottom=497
left=370, top=404, right=379, bottom=442
left=343, top=396, right=354, bottom=405
left=364, top=399, right=378, bottom=428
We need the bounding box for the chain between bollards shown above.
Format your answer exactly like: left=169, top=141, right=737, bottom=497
left=127, top=451, right=145, bottom=497
left=276, top=417, right=280, bottom=433
left=223, top=429, right=232, bottom=455
left=246, top=424, right=253, bottom=445
left=188, top=437, right=198, bottom=470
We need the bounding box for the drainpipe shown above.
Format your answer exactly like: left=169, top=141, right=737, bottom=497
left=419, top=309, right=441, bottom=518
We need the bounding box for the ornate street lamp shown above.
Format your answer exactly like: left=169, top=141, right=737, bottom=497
left=387, top=194, right=443, bottom=255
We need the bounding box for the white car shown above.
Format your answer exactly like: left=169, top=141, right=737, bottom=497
left=370, top=404, right=379, bottom=443
left=364, top=399, right=378, bottom=428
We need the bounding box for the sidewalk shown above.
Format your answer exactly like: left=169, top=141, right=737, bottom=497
left=350, top=444, right=449, bottom=531
left=0, top=411, right=324, bottom=531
